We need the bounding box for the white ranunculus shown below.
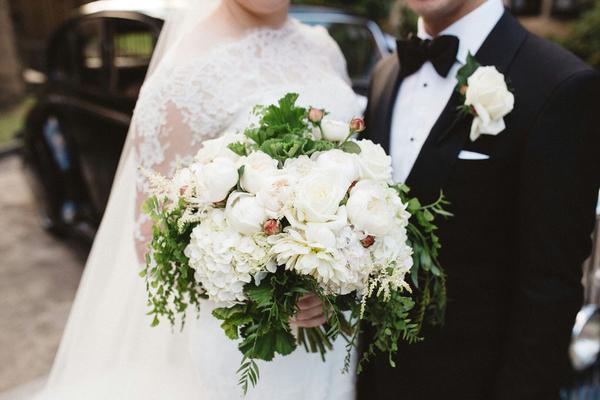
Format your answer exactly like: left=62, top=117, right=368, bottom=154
left=293, top=169, right=348, bottom=223
left=313, top=149, right=359, bottom=188
left=465, top=66, right=514, bottom=141
left=225, top=192, right=268, bottom=235
left=239, top=151, right=279, bottom=194
left=321, top=117, right=350, bottom=142
left=193, top=157, right=239, bottom=203
left=195, top=133, right=241, bottom=164
left=355, top=139, right=393, bottom=182
left=347, top=180, right=396, bottom=236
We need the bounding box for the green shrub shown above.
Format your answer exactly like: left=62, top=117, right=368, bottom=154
left=560, top=0, right=600, bottom=69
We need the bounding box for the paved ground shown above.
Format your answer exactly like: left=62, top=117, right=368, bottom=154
left=0, top=155, right=86, bottom=393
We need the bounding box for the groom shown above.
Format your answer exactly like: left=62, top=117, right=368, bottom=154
left=354, top=0, right=600, bottom=399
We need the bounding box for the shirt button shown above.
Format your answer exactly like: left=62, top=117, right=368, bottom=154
left=410, top=137, right=415, bottom=142
left=423, top=82, right=428, bottom=88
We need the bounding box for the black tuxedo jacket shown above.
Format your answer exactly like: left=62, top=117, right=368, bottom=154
left=357, top=11, right=600, bottom=400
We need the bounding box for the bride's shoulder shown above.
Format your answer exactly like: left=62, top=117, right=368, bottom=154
left=291, top=20, right=349, bottom=80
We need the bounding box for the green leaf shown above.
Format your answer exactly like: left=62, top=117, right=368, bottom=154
left=228, top=142, right=248, bottom=156
left=340, top=141, right=361, bottom=154
left=245, top=284, right=274, bottom=307
left=456, top=52, right=481, bottom=89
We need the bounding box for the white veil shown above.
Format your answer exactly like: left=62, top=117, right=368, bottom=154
left=34, top=1, right=223, bottom=399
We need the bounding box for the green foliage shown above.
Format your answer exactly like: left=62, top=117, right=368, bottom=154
left=559, top=0, right=600, bottom=70
left=397, top=5, right=418, bottom=38
left=140, top=196, right=202, bottom=329
left=229, top=92, right=355, bottom=165
left=455, top=53, right=481, bottom=90
left=393, top=184, right=451, bottom=327
left=212, top=269, right=342, bottom=392
left=358, top=290, right=419, bottom=371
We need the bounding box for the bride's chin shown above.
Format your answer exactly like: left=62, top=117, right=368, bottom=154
left=232, top=0, right=290, bottom=17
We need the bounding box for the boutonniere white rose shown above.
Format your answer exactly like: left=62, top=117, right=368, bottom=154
left=456, top=53, right=514, bottom=141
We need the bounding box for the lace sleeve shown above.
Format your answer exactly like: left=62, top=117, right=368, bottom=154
left=131, top=67, right=231, bottom=263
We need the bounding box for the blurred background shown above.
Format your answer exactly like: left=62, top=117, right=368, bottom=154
left=0, top=0, right=599, bottom=398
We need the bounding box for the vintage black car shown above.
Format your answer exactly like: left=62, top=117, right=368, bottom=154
left=20, top=0, right=392, bottom=241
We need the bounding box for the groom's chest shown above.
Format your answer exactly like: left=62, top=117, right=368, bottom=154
left=389, top=63, right=461, bottom=182
left=370, top=59, right=522, bottom=206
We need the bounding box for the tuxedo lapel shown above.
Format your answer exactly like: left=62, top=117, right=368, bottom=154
left=367, top=56, right=403, bottom=153
left=405, top=11, right=528, bottom=203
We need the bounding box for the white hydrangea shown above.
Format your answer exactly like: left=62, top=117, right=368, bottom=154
left=184, top=209, right=275, bottom=306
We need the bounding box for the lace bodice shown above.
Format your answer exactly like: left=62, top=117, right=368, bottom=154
left=131, top=18, right=365, bottom=256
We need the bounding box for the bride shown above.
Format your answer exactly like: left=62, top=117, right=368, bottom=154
left=33, top=0, right=364, bottom=399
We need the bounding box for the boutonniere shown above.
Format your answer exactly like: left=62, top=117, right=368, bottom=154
left=456, top=53, right=514, bottom=142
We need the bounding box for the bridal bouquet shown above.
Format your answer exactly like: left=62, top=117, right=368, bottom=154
left=140, top=93, right=449, bottom=393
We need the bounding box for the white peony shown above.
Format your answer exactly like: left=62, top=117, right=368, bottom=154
left=195, top=133, right=241, bottom=164
left=293, top=168, right=348, bottom=223
left=225, top=191, right=268, bottom=235
left=312, top=149, right=359, bottom=188
left=185, top=209, right=275, bottom=306
left=256, top=173, right=295, bottom=219
left=191, top=157, right=239, bottom=204
left=283, top=155, right=315, bottom=180
left=320, top=117, right=349, bottom=142
left=347, top=180, right=398, bottom=236
left=465, top=66, right=514, bottom=141
left=239, top=151, right=280, bottom=194
left=355, top=140, right=393, bottom=182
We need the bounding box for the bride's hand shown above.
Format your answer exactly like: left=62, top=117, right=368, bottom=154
left=294, top=294, right=327, bottom=328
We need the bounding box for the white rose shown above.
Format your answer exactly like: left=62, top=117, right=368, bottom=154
left=321, top=117, right=350, bottom=142
left=225, top=192, right=267, bottom=235
left=465, top=66, right=514, bottom=141
left=313, top=149, right=359, bottom=188
left=193, top=157, right=239, bottom=203
left=294, top=169, right=348, bottom=223
left=355, top=140, right=393, bottom=182
left=239, top=151, right=279, bottom=194
left=195, top=133, right=241, bottom=164
left=347, top=180, right=395, bottom=236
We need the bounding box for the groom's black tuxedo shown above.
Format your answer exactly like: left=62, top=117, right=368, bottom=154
left=358, top=11, right=600, bottom=400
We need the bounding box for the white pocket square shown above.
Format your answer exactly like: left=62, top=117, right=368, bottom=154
left=458, top=150, right=490, bottom=160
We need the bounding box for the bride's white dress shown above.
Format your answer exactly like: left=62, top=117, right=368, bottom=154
left=35, top=19, right=364, bottom=400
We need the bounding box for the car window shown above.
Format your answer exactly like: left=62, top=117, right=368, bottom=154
left=109, top=18, right=158, bottom=98
left=49, top=31, right=76, bottom=82
left=73, top=18, right=107, bottom=89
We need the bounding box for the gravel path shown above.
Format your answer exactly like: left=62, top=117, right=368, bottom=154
left=0, top=155, right=86, bottom=393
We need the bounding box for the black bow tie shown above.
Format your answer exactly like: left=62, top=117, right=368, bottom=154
left=396, top=35, right=460, bottom=78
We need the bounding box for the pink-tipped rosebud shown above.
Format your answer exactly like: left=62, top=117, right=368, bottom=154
left=360, top=235, right=375, bottom=248
left=348, top=180, right=358, bottom=192
left=350, top=117, right=366, bottom=133
left=263, top=219, right=282, bottom=236
left=179, top=185, right=189, bottom=196
left=459, top=85, right=468, bottom=96
left=308, top=108, right=325, bottom=124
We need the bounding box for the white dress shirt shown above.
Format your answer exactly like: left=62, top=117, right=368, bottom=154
left=389, top=0, right=505, bottom=182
